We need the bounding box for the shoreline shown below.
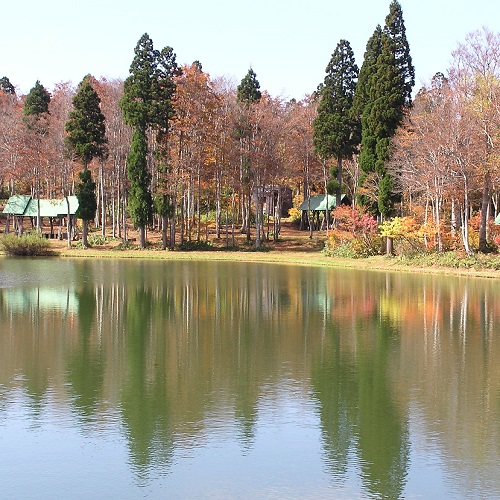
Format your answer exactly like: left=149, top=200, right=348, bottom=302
left=45, top=246, right=500, bottom=280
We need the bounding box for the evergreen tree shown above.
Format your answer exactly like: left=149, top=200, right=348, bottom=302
left=384, top=0, right=415, bottom=108
left=24, top=80, right=50, bottom=131
left=352, top=26, right=383, bottom=120
left=24, top=80, right=51, bottom=232
left=65, top=76, right=108, bottom=248
left=120, top=33, right=156, bottom=132
left=354, top=1, right=414, bottom=219
left=75, top=169, right=97, bottom=223
left=313, top=39, right=360, bottom=206
left=236, top=68, right=262, bottom=244
left=65, top=76, right=108, bottom=168
left=0, top=76, right=15, bottom=95
left=120, top=33, right=179, bottom=248
left=237, top=68, right=262, bottom=105
left=126, top=128, right=153, bottom=236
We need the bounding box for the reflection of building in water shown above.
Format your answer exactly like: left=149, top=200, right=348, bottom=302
left=3, top=288, right=79, bottom=313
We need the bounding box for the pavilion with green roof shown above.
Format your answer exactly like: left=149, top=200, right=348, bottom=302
left=297, top=194, right=350, bottom=230
left=2, top=195, right=78, bottom=237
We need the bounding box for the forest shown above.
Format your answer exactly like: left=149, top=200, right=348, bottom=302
left=0, top=0, right=499, bottom=257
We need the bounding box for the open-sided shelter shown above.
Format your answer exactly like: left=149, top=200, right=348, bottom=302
left=3, top=195, right=79, bottom=237
left=298, top=194, right=350, bottom=230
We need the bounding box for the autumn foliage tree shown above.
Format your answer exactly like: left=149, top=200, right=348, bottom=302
left=450, top=27, right=500, bottom=252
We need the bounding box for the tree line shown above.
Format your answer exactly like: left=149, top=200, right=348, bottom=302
left=1, top=1, right=499, bottom=254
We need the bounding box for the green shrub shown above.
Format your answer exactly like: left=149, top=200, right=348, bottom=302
left=87, top=234, right=107, bottom=246
left=393, top=251, right=500, bottom=270
left=113, top=239, right=137, bottom=251
left=0, top=233, right=52, bottom=256
left=177, top=240, right=214, bottom=251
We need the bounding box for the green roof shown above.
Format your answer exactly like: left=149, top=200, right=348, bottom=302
left=298, top=194, right=348, bottom=211
left=3, top=195, right=78, bottom=217
left=2, top=195, right=31, bottom=215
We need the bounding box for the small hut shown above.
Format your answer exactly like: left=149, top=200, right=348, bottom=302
left=2, top=195, right=79, bottom=238
left=298, top=194, right=350, bottom=230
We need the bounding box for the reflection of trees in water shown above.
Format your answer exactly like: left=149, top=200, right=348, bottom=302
left=1, top=261, right=499, bottom=495
left=356, top=316, right=409, bottom=500
left=120, top=267, right=175, bottom=475
left=65, top=270, right=105, bottom=421
left=311, top=308, right=409, bottom=499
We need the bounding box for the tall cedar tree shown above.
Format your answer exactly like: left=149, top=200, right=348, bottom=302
left=313, top=39, right=360, bottom=207
left=24, top=80, right=50, bottom=130
left=24, top=80, right=51, bottom=231
left=237, top=68, right=262, bottom=105
left=151, top=46, right=180, bottom=250
left=355, top=0, right=414, bottom=218
left=236, top=68, right=261, bottom=243
left=120, top=33, right=179, bottom=248
left=65, top=76, right=108, bottom=248
left=75, top=169, right=97, bottom=226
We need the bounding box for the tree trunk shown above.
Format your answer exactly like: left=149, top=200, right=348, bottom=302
left=462, top=175, right=472, bottom=255
left=162, top=215, right=168, bottom=250
left=336, top=157, right=342, bottom=208
left=479, top=171, right=490, bottom=252
left=100, top=162, right=106, bottom=236
left=66, top=197, right=72, bottom=248
left=386, top=236, right=394, bottom=255
left=255, top=190, right=261, bottom=249
left=82, top=220, right=88, bottom=248
left=169, top=211, right=176, bottom=249
left=138, top=226, right=146, bottom=248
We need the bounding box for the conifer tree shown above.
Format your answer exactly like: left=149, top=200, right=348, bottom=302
left=354, top=1, right=414, bottom=219
left=236, top=68, right=262, bottom=244
left=313, top=39, right=360, bottom=207
left=24, top=80, right=50, bottom=131
left=75, top=169, right=97, bottom=228
left=120, top=33, right=179, bottom=248
left=24, top=80, right=51, bottom=231
left=65, top=76, right=108, bottom=248
left=0, top=76, right=15, bottom=95
left=384, top=0, right=415, bottom=108
left=126, top=128, right=153, bottom=240
left=237, top=68, right=262, bottom=105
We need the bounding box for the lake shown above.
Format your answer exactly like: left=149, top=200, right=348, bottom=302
left=0, top=258, right=499, bottom=499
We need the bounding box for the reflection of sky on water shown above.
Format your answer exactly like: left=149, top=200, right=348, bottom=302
left=3, top=379, right=493, bottom=499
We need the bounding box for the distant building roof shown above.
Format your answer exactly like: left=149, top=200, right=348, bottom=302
left=3, top=195, right=78, bottom=217
left=298, top=194, right=349, bottom=211
left=495, top=212, right=500, bottom=225
left=2, top=195, right=31, bottom=215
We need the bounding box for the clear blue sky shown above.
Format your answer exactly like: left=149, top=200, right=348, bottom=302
left=1, top=0, right=498, bottom=99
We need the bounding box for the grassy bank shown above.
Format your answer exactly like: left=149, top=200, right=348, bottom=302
left=46, top=243, right=500, bottom=279
left=2, top=225, right=500, bottom=279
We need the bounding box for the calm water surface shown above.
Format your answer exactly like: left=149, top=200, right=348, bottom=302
left=0, top=258, right=499, bottom=499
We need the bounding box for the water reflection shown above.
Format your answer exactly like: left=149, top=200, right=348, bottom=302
left=0, top=259, right=499, bottom=498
